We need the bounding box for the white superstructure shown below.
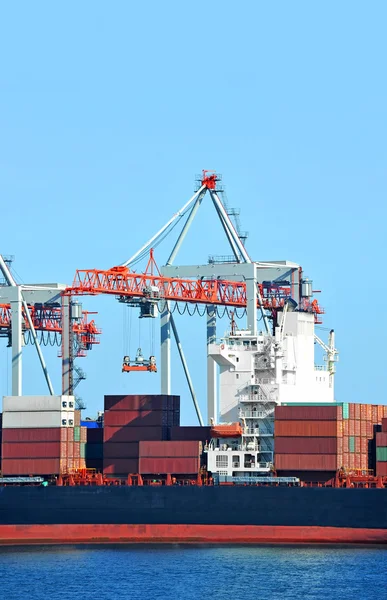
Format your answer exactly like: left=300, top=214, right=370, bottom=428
left=206, top=306, right=338, bottom=476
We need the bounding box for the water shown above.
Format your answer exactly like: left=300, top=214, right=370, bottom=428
left=0, top=545, right=386, bottom=599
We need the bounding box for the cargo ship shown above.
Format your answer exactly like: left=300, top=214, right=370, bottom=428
left=0, top=173, right=386, bottom=545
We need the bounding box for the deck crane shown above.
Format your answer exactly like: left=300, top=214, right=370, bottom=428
left=314, top=330, right=339, bottom=377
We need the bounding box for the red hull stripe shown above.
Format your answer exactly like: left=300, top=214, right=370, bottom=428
left=0, top=525, right=386, bottom=545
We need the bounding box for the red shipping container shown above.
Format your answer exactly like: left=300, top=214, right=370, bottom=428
left=343, top=420, right=349, bottom=435
left=74, top=442, right=80, bottom=458
left=337, top=437, right=343, bottom=454
left=376, top=462, right=387, bottom=476
left=139, top=440, right=201, bottom=458
left=1, top=428, right=67, bottom=443
left=360, top=455, right=368, bottom=470
left=274, top=405, right=340, bottom=421
left=274, top=421, right=339, bottom=437
left=349, top=420, right=355, bottom=436
left=1, top=458, right=66, bottom=475
left=104, top=395, right=180, bottom=412
left=103, top=458, right=139, bottom=475
left=74, top=410, right=81, bottom=427
left=360, top=421, right=367, bottom=437
left=382, top=418, right=387, bottom=432
left=354, top=404, right=360, bottom=420
left=2, top=442, right=63, bottom=459
left=355, top=437, right=360, bottom=453
left=372, top=406, right=378, bottom=422
left=360, top=404, right=367, bottom=421
left=377, top=406, right=384, bottom=422
left=169, top=426, right=212, bottom=442
left=343, top=452, right=349, bottom=467
left=349, top=454, right=355, bottom=469
left=349, top=404, right=355, bottom=419
left=274, top=454, right=337, bottom=471
left=354, top=421, right=360, bottom=436
left=366, top=422, right=374, bottom=438
left=103, top=426, right=165, bottom=443
left=67, top=427, right=74, bottom=442
left=360, top=437, right=368, bottom=454
left=104, top=410, right=168, bottom=428
left=376, top=432, right=387, bottom=446
left=274, top=437, right=338, bottom=455
left=354, top=454, right=361, bottom=469
left=80, top=427, right=87, bottom=442
left=336, top=420, right=343, bottom=437
left=103, top=442, right=139, bottom=458
left=67, top=457, right=74, bottom=470
left=67, top=441, right=74, bottom=457
left=366, top=405, right=372, bottom=421
left=343, top=436, right=349, bottom=452
left=139, top=456, right=200, bottom=474
left=384, top=406, right=387, bottom=418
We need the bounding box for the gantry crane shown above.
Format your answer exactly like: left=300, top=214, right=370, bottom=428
left=63, top=171, right=326, bottom=425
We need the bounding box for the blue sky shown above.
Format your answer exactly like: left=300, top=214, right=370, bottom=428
left=1, top=2, right=386, bottom=423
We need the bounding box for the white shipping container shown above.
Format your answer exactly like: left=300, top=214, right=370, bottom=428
left=2, top=411, right=75, bottom=428
left=2, top=395, right=75, bottom=413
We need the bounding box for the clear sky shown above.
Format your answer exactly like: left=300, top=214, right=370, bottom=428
left=1, top=1, right=386, bottom=423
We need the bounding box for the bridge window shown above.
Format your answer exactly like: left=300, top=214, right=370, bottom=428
left=216, top=455, right=228, bottom=469
left=232, top=456, right=240, bottom=468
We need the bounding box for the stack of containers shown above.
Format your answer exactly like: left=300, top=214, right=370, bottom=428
left=103, top=394, right=180, bottom=476
left=138, top=440, right=201, bottom=475
left=1, top=395, right=75, bottom=476
left=375, top=419, right=387, bottom=477
left=275, top=402, right=387, bottom=479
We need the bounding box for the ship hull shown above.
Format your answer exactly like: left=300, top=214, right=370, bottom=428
left=0, top=486, right=386, bottom=545
left=0, top=524, right=386, bottom=545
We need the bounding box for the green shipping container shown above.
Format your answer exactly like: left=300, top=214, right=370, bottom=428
left=376, top=447, right=387, bottom=462
left=80, top=443, right=85, bottom=459
left=74, top=427, right=81, bottom=442
left=349, top=436, right=355, bottom=453
left=342, top=403, right=349, bottom=419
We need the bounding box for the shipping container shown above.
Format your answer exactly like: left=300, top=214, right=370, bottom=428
left=349, top=420, right=355, bottom=436
left=354, top=403, right=360, bottom=420
left=360, top=421, right=367, bottom=437
left=274, top=437, right=337, bottom=455
left=382, top=418, right=387, bottom=432
left=366, top=421, right=374, bottom=438
left=274, top=420, right=339, bottom=437
left=376, top=462, right=387, bottom=476
left=274, top=405, right=340, bottom=421
left=1, top=458, right=66, bottom=475
left=103, top=458, right=139, bottom=475
left=1, top=427, right=67, bottom=443
left=80, top=427, right=87, bottom=443
left=274, top=454, right=338, bottom=471
left=354, top=420, right=360, bottom=436
left=349, top=436, right=355, bottom=453
left=376, top=432, right=387, bottom=446
left=139, top=456, right=200, bottom=474
left=74, top=427, right=81, bottom=442
left=2, top=411, right=75, bottom=429
left=67, top=441, right=74, bottom=457
left=343, top=452, right=349, bottom=467
left=74, top=410, right=81, bottom=427
left=343, top=420, right=349, bottom=435
left=2, top=395, right=75, bottom=412
left=168, top=426, right=212, bottom=442
left=103, top=442, right=139, bottom=458
left=349, top=404, right=355, bottom=419
left=372, top=405, right=378, bottom=423
left=377, top=406, right=384, bottom=421
left=80, top=443, right=86, bottom=459
left=104, top=410, right=170, bottom=428
left=73, top=442, right=80, bottom=458
left=85, top=458, right=103, bottom=470
left=85, top=444, right=103, bottom=460
left=87, top=428, right=103, bottom=443
left=139, top=440, right=201, bottom=458
left=104, top=394, right=180, bottom=412
left=355, top=437, right=360, bottom=453
left=376, top=447, right=387, bottom=462
left=342, top=403, right=349, bottom=419
left=1, top=442, right=64, bottom=459
left=103, top=426, right=165, bottom=443
left=360, top=437, right=368, bottom=454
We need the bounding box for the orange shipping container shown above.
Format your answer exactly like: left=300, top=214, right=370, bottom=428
left=349, top=420, right=355, bottom=436
left=360, top=404, right=367, bottom=421
left=360, top=437, right=368, bottom=454
left=372, top=406, right=378, bottom=422
left=354, top=421, right=360, bottom=436
left=354, top=404, right=360, bottom=420
left=349, top=404, right=355, bottom=419
left=274, top=421, right=339, bottom=437
left=343, top=436, right=349, bottom=452
left=343, top=420, right=349, bottom=435
left=378, top=406, right=385, bottom=421
left=360, top=421, right=367, bottom=437
left=343, top=452, right=349, bottom=468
